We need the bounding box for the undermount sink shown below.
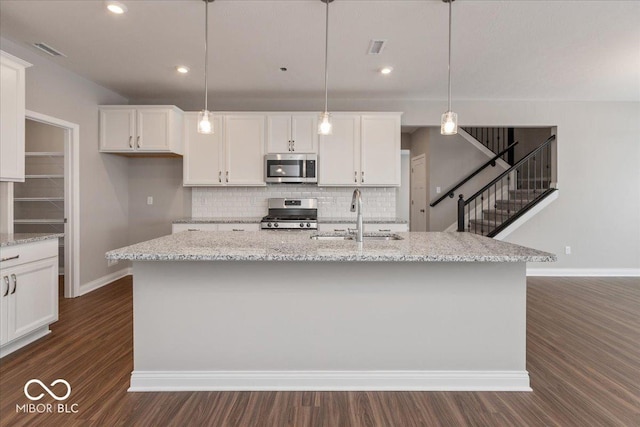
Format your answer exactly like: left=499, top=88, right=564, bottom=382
left=310, top=234, right=403, bottom=241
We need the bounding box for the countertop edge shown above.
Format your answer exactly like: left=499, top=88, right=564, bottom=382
left=0, top=233, right=64, bottom=248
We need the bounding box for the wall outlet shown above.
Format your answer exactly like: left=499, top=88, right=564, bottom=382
left=565, top=246, right=571, bottom=255
left=436, top=187, right=441, bottom=194
left=107, top=259, right=119, bottom=267
left=147, top=196, right=153, bottom=205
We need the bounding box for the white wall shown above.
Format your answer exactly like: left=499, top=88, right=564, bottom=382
left=1, top=38, right=130, bottom=287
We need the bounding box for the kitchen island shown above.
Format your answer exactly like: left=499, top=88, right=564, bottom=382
left=106, top=231, right=555, bottom=392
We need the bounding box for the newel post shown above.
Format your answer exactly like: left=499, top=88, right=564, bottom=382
left=457, top=194, right=465, bottom=232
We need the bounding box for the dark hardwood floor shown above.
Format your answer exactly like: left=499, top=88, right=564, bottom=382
left=1, top=276, right=638, bottom=426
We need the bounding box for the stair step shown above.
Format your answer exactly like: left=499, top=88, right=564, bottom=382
left=482, top=209, right=512, bottom=221
left=468, top=219, right=503, bottom=235
left=508, top=189, right=545, bottom=200
left=517, top=180, right=550, bottom=190
left=495, top=199, right=531, bottom=210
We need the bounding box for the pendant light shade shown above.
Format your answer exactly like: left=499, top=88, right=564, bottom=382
left=318, top=0, right=334, bottom=136
left=197, top=0, right=214, bottom=134
left=441, top=0, right=458, bottom=136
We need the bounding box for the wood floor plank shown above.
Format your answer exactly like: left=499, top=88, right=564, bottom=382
left=1, top=276, right=639, bottom=426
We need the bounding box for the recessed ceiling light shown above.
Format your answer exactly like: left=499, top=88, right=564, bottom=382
left=106, top=1, right=127, bottom=14
left=176, top=66, right=190, bottom=74
left=380, top=67, right=393, bottom=75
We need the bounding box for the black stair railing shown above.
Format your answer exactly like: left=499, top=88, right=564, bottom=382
left=457, top=135, right=556, bottom=237
left=430, top=141, right=519, bottom=207
left=462, top=127, right=515, bottom=165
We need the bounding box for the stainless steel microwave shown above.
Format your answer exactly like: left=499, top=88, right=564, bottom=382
left=264, top=154, right=317, bottom=184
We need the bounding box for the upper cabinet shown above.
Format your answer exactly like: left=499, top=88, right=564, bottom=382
left=319, top=113, right=401, bottom=187
left=99, top=106, right=183, bottom=155
left=267, top=114, right=317, bottom=153
left=183, top=113, right=265, bottom=186
left=0, top=51, right=32, bottom=182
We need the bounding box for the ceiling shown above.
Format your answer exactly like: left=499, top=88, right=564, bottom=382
left=1, top=0, right=639, bottom=104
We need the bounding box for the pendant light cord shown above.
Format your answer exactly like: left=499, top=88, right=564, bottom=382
left=323, top=0, right=329, bottom=113
left=204, top=0, right=209, bottom=111
left=447, top=0, right=452, bottom=112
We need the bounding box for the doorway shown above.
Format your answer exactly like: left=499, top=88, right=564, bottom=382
left=410, top=154, right=428, bottom=231
left=21, top=111, right=79, bottom=298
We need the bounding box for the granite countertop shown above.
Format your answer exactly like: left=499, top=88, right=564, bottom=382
left=173, top=217, right=407, bottom=224
left=0, top=233, right=64, bottom=248
left=106, top=231, right=555, bottom=263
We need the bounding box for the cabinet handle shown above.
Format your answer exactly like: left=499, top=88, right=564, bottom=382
left=361, top=171, right=365, bottom=183
left=128, top=136, right=133, bottom=149
left=232, top=229, right=244, bottom=232
left=354, top=171, right=358, bottom=183
left=291, top=141, right=295, bottom=151
left=379, top=229, right=391, bottom=232
left=226, top=171, right=229, bottom=182
left=218, top=171, right=222, bottom=183
left=334, top=229, right=346, bottom=232
left=10, top=274, right=17, bottom=295
left=187, top=228, right=200, bottom=231
left=136, top=136, right=141, bottom=148
left=2, top=277, right=8, bottom=297
left=1, top=254, right=19, bottom=262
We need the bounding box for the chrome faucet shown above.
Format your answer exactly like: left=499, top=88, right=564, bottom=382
left=350, top=188, right=364, bottom=243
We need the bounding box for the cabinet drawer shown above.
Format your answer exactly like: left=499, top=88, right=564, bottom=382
left=0, top=239, right=58, bottom=270
left=217, top=223, right=260, bottom=232
left=172, top=224, right=218, bottom=233
left=365, top=223, right=408, bottom=233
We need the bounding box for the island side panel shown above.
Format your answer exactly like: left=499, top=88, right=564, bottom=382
left=131, top=261, right=528, bottom=391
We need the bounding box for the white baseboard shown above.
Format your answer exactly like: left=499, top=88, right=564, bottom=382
left=79, top=267, right=132, bottom=296
left=129, top=370, right=531, bottom=392
left=527, top=268, right=640, bottom=277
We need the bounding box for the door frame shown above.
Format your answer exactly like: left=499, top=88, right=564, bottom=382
left=410, top=154, right=427, bottom=232
left=25, top=110, right=80, bottom=298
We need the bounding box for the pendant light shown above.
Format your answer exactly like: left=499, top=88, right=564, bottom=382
left=441, top=0, right=458, bottom=135
left=318, top=0, right=334, bottom=135
left=197, top=0, right=214, bottom=134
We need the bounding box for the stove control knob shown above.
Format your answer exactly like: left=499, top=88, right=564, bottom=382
left=300, top=223, right=304, bottom=228
left=274, top=222, right=279, bottom=228
left=267, top=222, right=272, bottom=228
left=306, top=223, right=311, bottom=228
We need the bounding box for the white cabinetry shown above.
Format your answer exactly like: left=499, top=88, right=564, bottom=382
left=99, top=106, right=183, bottom=155
left=319, top=113, right=401, bottom=187
left=0, top=51, right=31, bottom=182
left=318, top=223, right=408, bottom=233
left=172, top=223, right=259, bottom=233
left=0, top=238, right=58, bottom=358
left=267, top=114, right=318, bottom=153
left=183, top=113, right=265, bottom=186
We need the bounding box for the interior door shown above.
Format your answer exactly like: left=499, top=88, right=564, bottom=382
left=411, top=155, right=428, bottom=231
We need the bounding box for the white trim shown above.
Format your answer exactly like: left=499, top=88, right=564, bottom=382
left=129, top=370, right=531, bottom=392
left=458, top=128, right=510, bottom=171
left=0, top=50, right=32, bottom=68
left=493, top=190, right=559, bottom=240
left=0, top=326, right=50, bottom=358
left=25, top=110, right=80, bottom=298
left=527, top=268, right=640, bottom=277
left=79, top=267, right=132, bottom=296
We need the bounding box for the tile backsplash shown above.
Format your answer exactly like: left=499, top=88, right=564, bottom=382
left=192, top=186, right=397, bottom=219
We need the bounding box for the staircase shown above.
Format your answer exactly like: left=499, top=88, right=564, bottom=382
left=458, top=132, right=557, bottom=238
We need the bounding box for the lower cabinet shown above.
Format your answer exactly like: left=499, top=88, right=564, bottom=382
left=0, top=239, right=58, bottom=357
left=172, top=223, right=260, bottom=233
left=318, top=223, right=408, bottom=233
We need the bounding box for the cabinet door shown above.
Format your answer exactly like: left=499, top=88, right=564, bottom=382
left=99, top=108, right=136, bottom=151
left=172, top=223, right=218, bottom=233
left=183, top=113, right=224, bottom=186
left=318, top=114, right=361, bottom=186
left=217, top=223, right=260, bottom=232
left=360, top=115, right=401, bottom=186
left=0, top=275, right=8, bottom=345
left=291, top=114, right=318, bottom=153
left=136, top=109, right=171, bottom=151
left=225, top=115, right=266, bottom=186
left=7, top=257, right=58, bottom=342
left=0, top=55, right=27, bottom=181
left=266, top=115, right=292, bottom=153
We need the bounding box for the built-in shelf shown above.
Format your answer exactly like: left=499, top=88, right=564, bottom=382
left=25, top=152, right=64, bottom=157
left=14, top=197, right=64, bottom=202
left=14, top=219, right=65, bottom=224
left=24, top=174, right=64, bottom=179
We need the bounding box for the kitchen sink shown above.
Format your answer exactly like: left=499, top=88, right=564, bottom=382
left=310, top=234, right=403, bottom=241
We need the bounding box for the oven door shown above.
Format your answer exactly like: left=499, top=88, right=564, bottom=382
left=265, top=154, right=306, bottom=183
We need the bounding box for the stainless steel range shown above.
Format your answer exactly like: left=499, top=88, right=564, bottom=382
left=261, top=198, right=318, bottom=230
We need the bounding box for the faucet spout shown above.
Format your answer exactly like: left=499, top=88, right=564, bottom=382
left=350, top=189, right=364, bottom=243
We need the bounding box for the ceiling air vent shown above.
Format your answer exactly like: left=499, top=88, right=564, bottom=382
left=367, top=39, right=387, bottom=55
left=32, top=42, right=66, bottom=57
